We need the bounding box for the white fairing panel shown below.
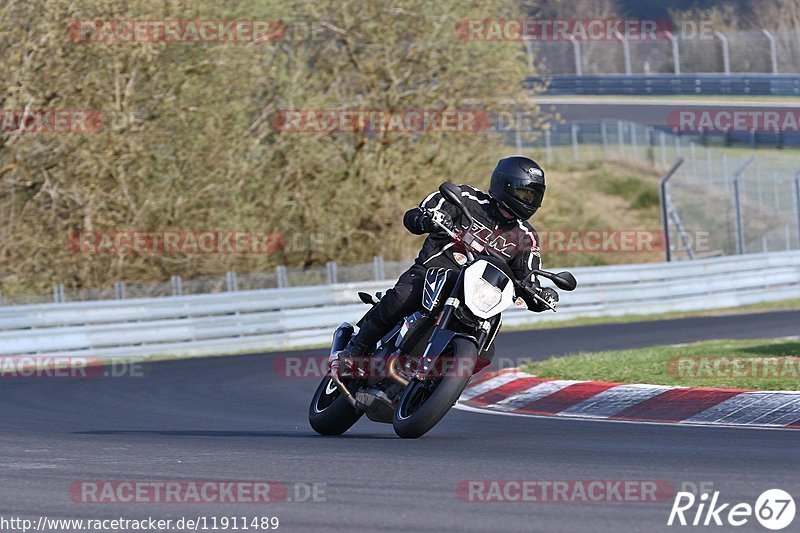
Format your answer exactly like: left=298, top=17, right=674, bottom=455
left=463, top=260, right=514, bottom=319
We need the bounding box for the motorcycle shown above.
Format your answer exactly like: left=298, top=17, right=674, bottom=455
left=309, top=182, right=577, bottom=438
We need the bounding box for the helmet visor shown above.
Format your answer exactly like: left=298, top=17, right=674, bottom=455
left=507, top=182, right=545, bottom=208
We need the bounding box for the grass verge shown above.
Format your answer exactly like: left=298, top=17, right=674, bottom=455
left=506, top=298, right=800, bottom=331
left=521, top=338, right=800, bottom=391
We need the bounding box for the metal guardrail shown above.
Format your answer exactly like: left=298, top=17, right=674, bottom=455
left=1, top=251, right=798, bottom=359
left=527, top=74, right=800, bottom=96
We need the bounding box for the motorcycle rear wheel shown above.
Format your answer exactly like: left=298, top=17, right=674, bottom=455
left=308, top=373, right=363, bottom=436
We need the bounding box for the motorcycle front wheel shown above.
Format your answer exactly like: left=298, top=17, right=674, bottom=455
left=392, top=338, right=477, bottom=439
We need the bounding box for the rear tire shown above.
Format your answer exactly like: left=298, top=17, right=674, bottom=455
left=309, top=374, right=363, bottom=436
left=393, top=338, right=477, bottom=439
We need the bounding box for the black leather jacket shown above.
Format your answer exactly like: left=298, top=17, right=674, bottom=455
left=403, top=184, right=544, bottom=308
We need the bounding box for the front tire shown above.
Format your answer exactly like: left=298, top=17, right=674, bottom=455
left=308, top=374, right=363, bottom=436
left=393, top=338, right=477, bottom=439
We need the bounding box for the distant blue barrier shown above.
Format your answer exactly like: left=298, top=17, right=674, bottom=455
left=527, top=74, right=800, bottom=96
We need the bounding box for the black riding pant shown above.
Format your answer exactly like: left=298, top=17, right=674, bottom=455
left=353, top=265, right=427, bottom=347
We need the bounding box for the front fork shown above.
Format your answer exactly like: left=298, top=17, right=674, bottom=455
left=411, top=299, right=491, bottom=381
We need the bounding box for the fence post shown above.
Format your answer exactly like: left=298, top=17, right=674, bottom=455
left=226, top=271, right=238, bottom=292
left=730, top=156, right=757, bottom=255
left=666, top=31, right=680, bottom=74
left=762, top=29, right=778, bottom=74
left=630, top=123, right=638, bottom=161
left=570, top=123, right=579, bottom=162
left=659, top=158, right=685, bottom=262
left=170, top=275, right=182, bottom=296
left=276, top=265, right=288, bottom=288
left=114, top=281, right=125, bottom=299
left=617, top=121, right=624, bottom=157
left=523, top=40, right=535, bottom=71
left=326, top=261, right=338, bottom=285
left=733, top=180, right=745, bottom=254
left=714, top=31, right=731, bottom=75
left=601, top=121, right=609, bottom=160
left=569, top=36, right=582, bottom=75
left=544, top=128, right=553, bottom=164
left=615, top=32, right=632, bottom=74
left=659, top=132, right=667, bottom=168
left=53, top=283, right=64, bottom=303
left=373, top=255, right=385, bottom=281
left=795, top=174, right=800, bottom=248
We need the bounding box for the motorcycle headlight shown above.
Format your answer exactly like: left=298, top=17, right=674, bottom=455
left=471, top=278, right=503, bottom=313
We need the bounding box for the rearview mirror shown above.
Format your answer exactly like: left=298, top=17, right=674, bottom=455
left=553, top=271, right=577, bottom=291
left=439, top=182, right=463, bottom=207
left=531, top=269, right=578, bottom=291
left=438, top=182, right=474, bottom=226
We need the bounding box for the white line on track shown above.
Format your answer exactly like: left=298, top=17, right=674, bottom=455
left=454, top=402, right=800, bottom=432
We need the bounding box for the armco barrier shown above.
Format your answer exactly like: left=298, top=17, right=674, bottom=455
left=527, top=74, right=800, bottom=96
left=0, top=251, right=798, bottom=359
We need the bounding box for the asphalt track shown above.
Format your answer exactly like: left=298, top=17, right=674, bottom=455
left=1, top=310, right=798, bottom=532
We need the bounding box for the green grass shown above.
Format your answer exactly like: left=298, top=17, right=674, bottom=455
left=521, top=338, right=800, bottom=391
left=506, top=298, right=800, bottom=331
left=597, top=175, right=661, bottom=209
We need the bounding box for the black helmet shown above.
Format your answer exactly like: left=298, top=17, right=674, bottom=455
left=489, top=156, right=546, bottom=220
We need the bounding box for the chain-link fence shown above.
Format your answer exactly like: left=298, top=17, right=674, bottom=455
left=515, top=121, right=800, bottom=261
left=529, top=29, right=800, bottom=75
left=663, top=149, right=800, bottom=260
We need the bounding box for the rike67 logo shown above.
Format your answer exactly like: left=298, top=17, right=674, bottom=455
left=668, top=489, right=795, bottom=530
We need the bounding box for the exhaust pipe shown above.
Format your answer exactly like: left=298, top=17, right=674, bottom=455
left=386, top=354, right=410, bottom=387
left=329, top=323, right=359, bottom=409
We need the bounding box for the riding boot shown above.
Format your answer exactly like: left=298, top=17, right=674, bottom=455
left=334, top=313, right=387, bottom=377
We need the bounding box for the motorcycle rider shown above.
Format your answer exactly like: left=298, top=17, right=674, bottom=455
left=335, top=156, right=559, bottom=373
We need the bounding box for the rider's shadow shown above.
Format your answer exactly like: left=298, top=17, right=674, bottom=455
left=73, top=429, right=399, bottom=439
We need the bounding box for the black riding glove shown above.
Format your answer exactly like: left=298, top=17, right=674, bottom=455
left=518, top=279, right=559, bottom=312
left=420, top=210, right=454, bottom=234
left=533, top=287, right=559, bottom=312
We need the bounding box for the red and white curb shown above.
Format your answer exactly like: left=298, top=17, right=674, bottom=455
left=457, top=368, right=800, bottom=429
